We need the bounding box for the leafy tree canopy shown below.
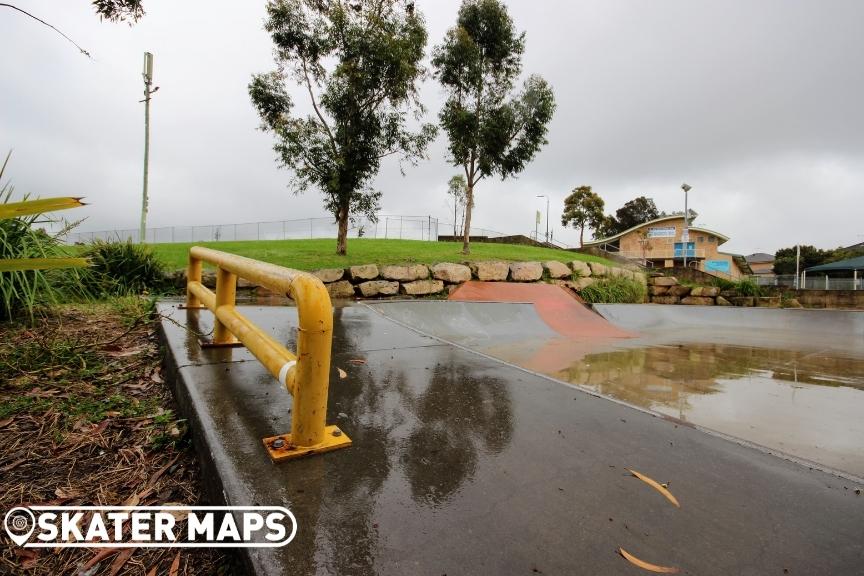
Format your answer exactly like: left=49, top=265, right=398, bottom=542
left=432, top=0, right=555, bottom=253
left=91, top=0, right=144, bottom=22
left=249, top=0, right=436, bottom=255
left=560, top=185, right=605, bottom=246
left=772, top=244, right=861, bottom=274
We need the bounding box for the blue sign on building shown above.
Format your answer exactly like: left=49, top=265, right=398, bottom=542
left=705, top=260, right=731, bottom=274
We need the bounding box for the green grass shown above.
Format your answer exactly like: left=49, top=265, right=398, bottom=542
left=149, top=238, right=613, bottom=271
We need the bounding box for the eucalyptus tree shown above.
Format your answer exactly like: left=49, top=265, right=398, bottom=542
left=432, top=0, right=555, bottom=254
left=446, top=174, right=467, bottom=238
left=561, top=186, right=605, bottom=247
left=249, top=0, right=436, bottom=255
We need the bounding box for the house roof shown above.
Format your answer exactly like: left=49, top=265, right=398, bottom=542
left=805, top=255, right=864, bottom=273
left=746, top=253, right=774, bottom=263
left=583, top=215, right=730, bottom=246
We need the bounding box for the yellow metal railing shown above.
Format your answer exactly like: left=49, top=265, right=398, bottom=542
left=184, top=246, right=351, bottom=462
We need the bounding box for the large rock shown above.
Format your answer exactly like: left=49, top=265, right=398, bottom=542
left=400, top=279, right=444, bottom=296
left=326, top=280, right=356, bottom=299
left=574, top=277, right=596, bottom=291
left=358, top=280, right=399, bottom=297
left=730, top=296, right=755, bottom=307
left=651, top=295, right=680, bottom=305
left=690, top=286, right=720, bottom=297
left=650, top=276, right=678, bottom=287
left=431, top=262, right=471, bottom=283
left=716, top=296, right=732, bottom=306
left=381, top=264, right=429, bottom=282
left=543, top=261, right=572, bottom=279
left=668, top=285, right=692, bottom=297
left=783, top=298, right=803, bottom=309
left=349, top=264, right=379, bottom=281
left=649, top=286, right=669, bottom=296
left=510, top=262, right=543, bottom=282
left=570, top=261, right=592, bottom=277
left=681, top=296, right=715, bottom=306
left=312, top=268, right=344, bottom=283
left=588, top=262, right=608, bottom=277
left=756, top=297, right=781, bottom=308
left=470, top=261, right=509, bottom=281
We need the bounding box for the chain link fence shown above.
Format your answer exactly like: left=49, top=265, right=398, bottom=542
left=753, top=274, right=863, bottom=291
left=64, top=215, right=440, bottom=244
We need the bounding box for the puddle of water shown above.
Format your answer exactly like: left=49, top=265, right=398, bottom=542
left=532, top=342, right=864, bottom=477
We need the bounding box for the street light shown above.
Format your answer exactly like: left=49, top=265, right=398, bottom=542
left=680, top=183, right=692, bottom=269
left=536, top=195, right=549, bottom=243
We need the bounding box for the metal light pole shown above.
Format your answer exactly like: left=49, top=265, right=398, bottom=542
left=537, top=195, right=549, bottom=243
left=795, top=244, right=800, bottom=290
left=140, top=52, right=158, bottom=243
left=680, top=183, right=692, bottom=269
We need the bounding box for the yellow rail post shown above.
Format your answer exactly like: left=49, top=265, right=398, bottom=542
left=183, top=246, right=351, bottom=461
left=184, top=252, right=205, bottom=309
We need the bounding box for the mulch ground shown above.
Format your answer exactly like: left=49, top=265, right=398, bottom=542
left=0, top=299, right=235, bottom=575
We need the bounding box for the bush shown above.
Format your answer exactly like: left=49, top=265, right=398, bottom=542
left=77, top=240, right=168, bottom=296
left=711, top=277, right=736, bottom=291
left=579, top=277, right=646, bottom=304
left=733, top=278, right=761, bottom=297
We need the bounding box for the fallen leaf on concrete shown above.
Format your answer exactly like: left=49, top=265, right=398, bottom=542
left=618, top=548, right=679, bottom=573
left=348, top=358, right=367, bottom=365
left=626, top=468, right=680, bottom=508
left=337, top=368, right=348, bottom=379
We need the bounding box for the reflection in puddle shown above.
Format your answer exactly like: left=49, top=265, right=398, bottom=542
left=547, top=343, right=864, bottom=477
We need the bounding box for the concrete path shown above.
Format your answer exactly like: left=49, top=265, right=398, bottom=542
left=158, top=301, right=864, bottom=576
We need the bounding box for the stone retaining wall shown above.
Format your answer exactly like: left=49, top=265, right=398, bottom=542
left=647, top=275, right=795, bottom=308
left=176, top=260, right=646, bottom=300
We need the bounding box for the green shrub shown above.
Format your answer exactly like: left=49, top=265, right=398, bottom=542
left=77, top=240, right=168, bottom=296
left=579, top=277, right=646, bottom=304
left=711, top=277, right=736, bottom=291
left=733, top=278, right=761, bottom=297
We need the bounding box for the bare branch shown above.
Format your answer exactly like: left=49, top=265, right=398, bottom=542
left=0, top=3, right=91, bottom=58
left=300, top=56, right=338, bottom=154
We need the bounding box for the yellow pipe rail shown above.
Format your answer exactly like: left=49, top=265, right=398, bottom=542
left=185, top=246, right=351, bottom=461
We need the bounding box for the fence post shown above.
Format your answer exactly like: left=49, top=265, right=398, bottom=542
left=185, top=254, right=202, bottom=308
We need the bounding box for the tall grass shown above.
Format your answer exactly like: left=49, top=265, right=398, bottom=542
left=0, top=158, right=85, bottom=320
left=579, top=277, right=646, bottom=304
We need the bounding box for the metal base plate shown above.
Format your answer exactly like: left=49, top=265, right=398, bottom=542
left=201, top=340, right=245, bottom=349
left=263, top=425, right=352, bottom=462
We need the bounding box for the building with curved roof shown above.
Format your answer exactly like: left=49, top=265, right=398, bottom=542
left=582, top=215, right=751, bottom=278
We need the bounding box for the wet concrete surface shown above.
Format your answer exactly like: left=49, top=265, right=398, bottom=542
left=372, top=300, right=864, bottom=478
left=158, top=301, right=864, bottom=576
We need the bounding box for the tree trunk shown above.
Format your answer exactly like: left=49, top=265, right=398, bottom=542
left=462, top=184, right=474, bottom=255
left=579, top=225, right=584, bottom=247
left=336, top=205, right=349, bottom=256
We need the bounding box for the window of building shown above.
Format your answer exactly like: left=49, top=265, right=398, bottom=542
left=708, top=237, right=716, bottom=243
left=698, top=236, right=705, bottom=243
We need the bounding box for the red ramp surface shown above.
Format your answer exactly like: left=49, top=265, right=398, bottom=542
left=449, top=281, right=633, bottom=339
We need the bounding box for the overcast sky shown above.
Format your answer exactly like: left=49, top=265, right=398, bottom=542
left=2, top=0, right=862, bottom=254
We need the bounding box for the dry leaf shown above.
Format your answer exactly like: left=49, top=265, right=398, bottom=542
left=348, top=358, right=367, bottom=365
left=107, top=548, right=136, bottom=576
left=626, top=468, right=680, bottom=508
left=80, top=548, right=120, bottom=574
left=1, top=458, right=27, bottom=473
left=123, top=492, right=140, bottom=507
left=161, top=504, right=189, bottom=522
left=145, top=568, right=157, bottom=576
left=619, top=548, right=679, bottom=573
left=0, top=417, right=14, bottom=428
left=169, top=551, right=181, bottom=576
left=337, top=368, right=348, bottom=379
left=55, top=487, right=80, bottom=499
left=151, top=368, right=164, bottom=383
